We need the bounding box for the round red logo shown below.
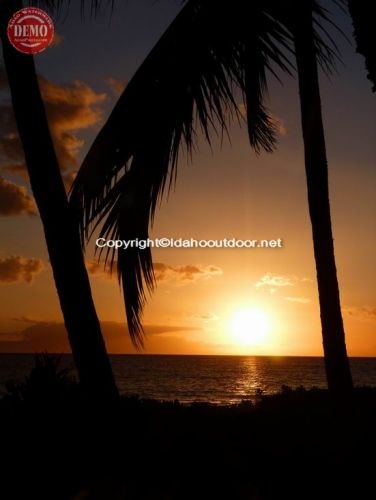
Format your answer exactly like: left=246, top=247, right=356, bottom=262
left=7, top=8, right=54, bottom=55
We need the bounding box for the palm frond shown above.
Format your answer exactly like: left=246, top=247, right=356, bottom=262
left=71, top=0, right=342, bottom=346
left=243, top=7, right=293, bottom=153
left=267, top=0, right=344, bottom=76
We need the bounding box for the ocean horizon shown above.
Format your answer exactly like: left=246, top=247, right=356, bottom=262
left=1, top=353, right=376, bottom=404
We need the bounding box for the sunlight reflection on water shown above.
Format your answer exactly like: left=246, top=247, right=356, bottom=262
left=109, top=355, right=376, bottom=404
left=1, top=354, right=376, bottom=404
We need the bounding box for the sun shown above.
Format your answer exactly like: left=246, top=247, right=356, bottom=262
left=228, top=308, right=270, bottom=346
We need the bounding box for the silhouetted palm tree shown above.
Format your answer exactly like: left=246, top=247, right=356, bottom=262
left=348, top=0, right=376, bottom=92
left=291, top=0, right=353, bottom=393
left=0, top=0, right=118, bottom=400
left=71, top=0, right=292, bottom=344
left=71, top=0, right=354, bottom=393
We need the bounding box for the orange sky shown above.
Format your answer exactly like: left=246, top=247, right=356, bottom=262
left=0, top=2, right=375, bottom=356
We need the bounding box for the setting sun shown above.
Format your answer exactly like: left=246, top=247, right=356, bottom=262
left=229, top=308, right=271, bottom=346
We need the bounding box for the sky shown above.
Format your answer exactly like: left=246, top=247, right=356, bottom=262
left=0, top=0, right=375, bottom=356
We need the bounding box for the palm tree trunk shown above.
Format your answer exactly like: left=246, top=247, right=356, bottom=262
left=348, top=0, right=376, bottom=92
left=0, top=0, right=118, bottom=401
left=293, top=2, right=353, bottom=394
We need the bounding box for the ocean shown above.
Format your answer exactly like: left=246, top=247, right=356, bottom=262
left=1, top=354, right=376, bottom=404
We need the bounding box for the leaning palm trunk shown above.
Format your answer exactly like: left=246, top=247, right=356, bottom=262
left=293, top=2, right=353, bottom=393
left=0, top=0, right=118, bottom=401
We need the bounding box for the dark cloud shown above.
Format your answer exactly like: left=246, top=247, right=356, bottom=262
left=0, top=176, right=36, bottom=216
left=0, top=256, right=44, bottom=284
left=62, top=170, right=77, bottom=192
left=51, top=32, right=64, bottom=47
left=106, top=77, right=128, bottom=96
left=39, top=77, right=107, bottom=169
left=0, top=65, right=8, bottom=90
left=1, top=162, right=28, bottom=179
left=0, top=101, right=24, bottom=177
left=345, top=306, right=376, bottom=320
left=0, top=321, right=201, bottom=354
left=0, top=128, right=21, bottom=162
left=11, top=316, right=48, bottom=325
left=0, top=76, right=107, bottom=179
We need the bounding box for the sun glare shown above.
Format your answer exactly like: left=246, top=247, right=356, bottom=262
left=229, top=308, right=270, bottom=346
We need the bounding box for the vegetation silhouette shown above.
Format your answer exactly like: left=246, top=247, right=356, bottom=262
left=1, top=356, right=376, bottom=499
left=0, top=0, right=118, bottom=400
left=4, top=353, right=77, bottom=404
left=71, top=0, right=355, bottom=393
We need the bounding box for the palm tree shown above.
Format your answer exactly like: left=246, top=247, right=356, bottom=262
left=0, top=0, right=118, bottom=400
left=265, top=0, right=353, bottom=392
left=70, top=0, right=292, bottom=343
left=347, top=0, right=376, bottom=92
left=290, top=0, right=353, bottom=392
left=70, top=0, right=354, bottom=393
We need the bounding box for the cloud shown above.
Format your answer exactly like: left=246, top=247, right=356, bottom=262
left=344, top=306, right=376, bottom=321
left=11, top=316, right=48, bottom=325
left=1, top=162, right=28, bottom=179
left=87, top=260, right=223, bottom=284
left=0, top=76, right=107, bottom=179
left=51, top=32, right=64, bottom=47
left=39, top=77, right=107, bottom=169
left=0, top=65, right=8, bottom=89
left=238, top=104, right=287, bottom=136
left=0, top=176, right=37, bottom=215
left=284, top=296, right=311, bottom=304
left=86, top=259, right=115, bottom=279
left=0, top=256, right=44, bottom=284
left=63, top=170, right=77, bottom=191
left=0, top=129, right=21, bottom=162
left=0, top=105, right=27, bottom=179
left=194, top=312, right=219, bottom=321
left=255, top=273, right=296, bottom=289
left=106, top=77, right=127, bottom=96
left=255, top=273, right=311, bottom=294
left=154, top=263, right=223, bottom=283
left=270, top=113, right=287, bottom=136
left=0, top=321, right=202, bottom=354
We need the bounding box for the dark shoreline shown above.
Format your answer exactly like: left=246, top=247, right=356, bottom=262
left=2, top=383, right=376, bottom=499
